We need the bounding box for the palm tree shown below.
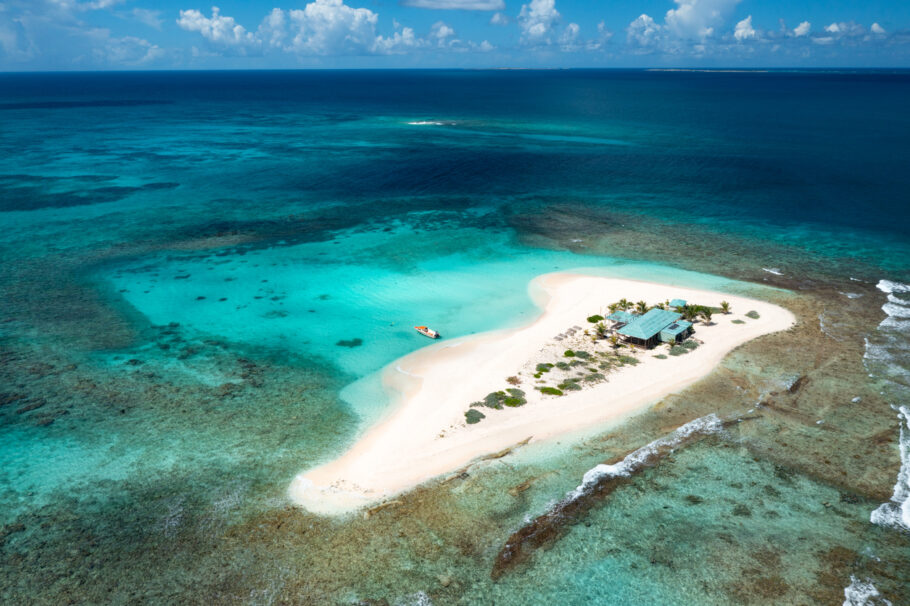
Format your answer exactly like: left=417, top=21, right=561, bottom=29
left=720, top=301, right=731, bottom=314
left=608, top=303, right=619, bottom=314
left=682, top=305, right=699, bottom=323
left=595, top=322, right=608, bottom=339
left=618, top=298, right=631, bottom=311
left=609, top=334, right=620, bottom=349
left=700, top=308, right=713, bottom=325
left=654, top=302, right=666, bottom=310
left=635, top=300, right=649, bottom=314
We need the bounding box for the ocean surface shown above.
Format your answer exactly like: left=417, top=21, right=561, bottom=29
left=1, top=70, right=909, bottom=604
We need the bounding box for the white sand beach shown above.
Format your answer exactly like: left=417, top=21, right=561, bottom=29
left=289, top=273, right=796, bottom=515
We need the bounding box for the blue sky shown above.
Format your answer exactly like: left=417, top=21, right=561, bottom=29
left=1, top=0, right=908, bottom=70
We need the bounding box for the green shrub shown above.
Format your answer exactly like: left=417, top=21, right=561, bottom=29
left=618, top=355, right=639, bottom=365
left=654, top=354, right=668, bottom=359
left=563, top=350, right=576, bottom=357
left=681, top=340, right=699, bottom=350
left=669, top=346, right=687, bottom=356
left=732, top=319, right=745, bottom=324
left=570, top=360, right=585, bottom=367
left=574, top=350, right=590, bottom=360
left=556, top=361, right=571, bottom=370
left=558, top=380, right=582, bottom=391
left=533, top=373, right=542, bottom=378
left=536, top=363, right=554, bottom=373
left=507, top=388, right=525, bottom=397
left=586, top=315, right=604, bottom=323
left=480, top=391, right=511, bottom=409
left=745, top=310, right=760, bottom=319
left=539, top=386, right=564, bottom=396
left=504, top=397, right=526, bottom=407
left=465, top=409, right=485, bottom=424
left=584, top=373, right=605, bottom=382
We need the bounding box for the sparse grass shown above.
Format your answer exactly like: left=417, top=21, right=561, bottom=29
left=745, top=310, right=760, bottom=319
left=732, top=319, right=745, bottom=324
left=556, top=361, right=571, bottom=370
left=584, top=373, right=605, bottom=382
left=465, top=409, right=485, bottom=424
left=681, top=340, right=699, bottom=350
left=538, top=386, right=564, bottom=396
left=654, top=354, right=668, bottom=359
left=669, top=345, right=687, bottom=356
left=617, top=355, right=639, bottom=365
left=574, top=350, right=590, bottom=360
left=506, top=375, right=521, bottom=385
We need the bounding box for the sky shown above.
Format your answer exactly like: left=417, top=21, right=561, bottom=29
left=1, top=0, right=909, bottom=70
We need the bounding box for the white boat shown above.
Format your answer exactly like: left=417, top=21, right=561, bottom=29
left=414, top=325, right=440, bottom=339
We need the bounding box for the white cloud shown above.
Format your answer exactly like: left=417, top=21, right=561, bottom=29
left=177, top=7, right=258, bottom=49
left=586, top=21, right=613, bottom=51
left=99, top=35, right=165, bottom=64
left=824, top=22, right=840, bottom=34
left=430, top=20, right=455, bottom=46
left=477, top=39, right=494, bottom=51
left=80, top=0, right=124, bottom=10
left=871, top=22, right=885, bottom=35
left=518, top=0, right=560, bottom=44
left=558, top=22, right=579, bottom=50
left=733, top=15, right=756, bottom=41
left=373, top=26, right=425, bottom=53
left=812, top=36, right=834, bottom=45
left=131, top=8, right=163, bottom=30
left=400, top=0, right=504, bottom=10
left=626, top=13, right=662, bottom=48
left=287, top=0, right=378, bottom=55
left=664, top=0, right=740, bottom=40
left=489, top=12, right=508, bottom=26
left=792, top=21, right=810, bottom=37
left=256, top=8, right=286, bottom=48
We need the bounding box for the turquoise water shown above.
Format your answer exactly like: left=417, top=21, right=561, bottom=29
left=1, top=70, right=909, bottom=603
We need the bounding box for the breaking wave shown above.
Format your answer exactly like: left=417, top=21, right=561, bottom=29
left=843, top=575, right=892, bottom=606
left=865, top=280, right=910, bottom=532
left=566, top=414, right=723, bottom=501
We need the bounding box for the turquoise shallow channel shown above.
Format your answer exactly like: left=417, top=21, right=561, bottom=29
left=0, top=70, right=908, bottom=604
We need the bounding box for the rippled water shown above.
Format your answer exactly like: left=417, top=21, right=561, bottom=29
left=1, top=70, right=908, bottom=604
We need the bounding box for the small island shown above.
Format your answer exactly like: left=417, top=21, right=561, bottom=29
left=290, top=273, right=795, bottom=515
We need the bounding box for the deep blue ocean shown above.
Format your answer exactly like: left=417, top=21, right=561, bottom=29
left=1, top=70, right=909, bottom=604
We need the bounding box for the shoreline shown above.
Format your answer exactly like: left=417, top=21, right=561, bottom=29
left=289, top=272, right=797, bottom=515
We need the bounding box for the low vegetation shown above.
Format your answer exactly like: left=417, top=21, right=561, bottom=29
left=746, top=310, right=760, bottom=319
left=538, top=386, right=564, bottom=396
left=465, top=409, right=485, bottom=424
left=586, top=314, right=604, bottom=323
left=732, top=319, right=745, bottom=324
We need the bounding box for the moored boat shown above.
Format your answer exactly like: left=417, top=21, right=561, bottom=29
left=414, top=325, right=440, bottom=339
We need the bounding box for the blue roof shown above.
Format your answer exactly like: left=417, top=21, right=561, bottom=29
left=606, top=310, right=635, bottom=323
left=660, top=320, right=693, bottom=341
left=617, top=308, right=682, bottom=340
left=669, top=298, right=687, bottom=308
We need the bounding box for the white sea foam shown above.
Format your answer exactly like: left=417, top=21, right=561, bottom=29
left=840, top=292, right=864, bottom=299
left=406, top=121, right=449, bottom=126
left=762, top=267, right=784, bottom=276
left=870, top=405, right=910, bottom=531
left=867, top=279, right=910, bottom=533
left=843, top=575, right=892, bottom=606
left=566, top=414, right=722, bottom=501
left=877, top=279, right=910, bottom=294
